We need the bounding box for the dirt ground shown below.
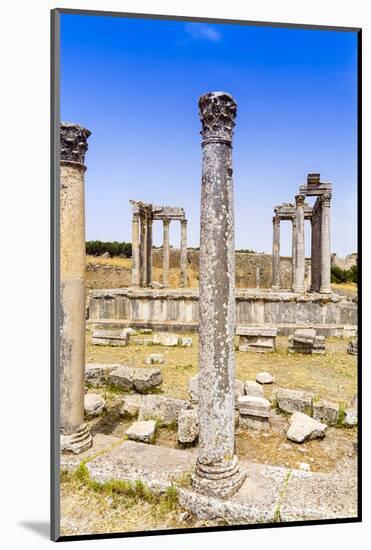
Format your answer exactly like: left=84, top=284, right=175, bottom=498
left=60, top=328, right=358, bottom=537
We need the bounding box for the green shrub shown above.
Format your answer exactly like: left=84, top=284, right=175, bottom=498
left=331, top=265, right=358, bottom=284
left=86, top=241, right=132, bottom=258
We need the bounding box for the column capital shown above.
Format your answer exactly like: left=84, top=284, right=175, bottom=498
left=295, top=194, right=306, bottom=207
left=181, top=218, right=188, bottom=226
left=273, top=216, right=280, bottom=226
left=163, top=217, right=170, bottom=226
left=320, top=193, right=332, bottom=207
left=199, top=91, right=237, bottom=144
left=60, top=122, right=91, bottom=167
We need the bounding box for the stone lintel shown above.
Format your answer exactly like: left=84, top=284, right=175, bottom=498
left=299, top=183, right=332, bottom=196
left=236, top=326, right=277, bottom=337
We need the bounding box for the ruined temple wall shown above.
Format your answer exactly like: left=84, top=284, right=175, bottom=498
left=86, top=249, right=311, bottom=289
left=331, top=253, right=358, bottom=271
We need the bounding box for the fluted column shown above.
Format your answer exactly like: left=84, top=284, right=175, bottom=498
left=180, top=219, right=188, bottom=287
left=319, top=193, right=332, bottom=294
left=162, top=218, right=170, bottom=287
left=192, top=91, right=246, bottom=499
left=146, top=216, right=153, bottom=287
left=131, top=213, right=140, bottom=286
left=294, top=194, right=305, bottom=293
left=139, top=214, right=147, bottom=287
left=291, top=217, right=297, bottom=291
left=272, top=216, right=280, bottom=290
left=60, top=122, right=92, bottom=454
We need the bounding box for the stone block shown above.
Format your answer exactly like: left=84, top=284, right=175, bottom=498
left=235, top=379, right=245, bottom=405
left=188, top=374, right=199, bottom=404
left=132, top=338, right=153, bottom=346
left=237, top=327, right=277, bottom=353
left=256, top=372, right=273, bottom=384
left=312, top=399, right=339, bottom=425
left=344, top=408, right=357, bottom=427
left=179, top=337, right=193, bottom=347
left=84, top=393, right=106, bottom=418
left=239, top=415, right=270, bottom=431
left=92, top=329, right=129, bottom=346
left=288, top=330, right=325, bottom=355
left=125, top=420, right=156, bottom=443
left=178, top=408, right=199, bottom=444
left=108, top=365, right=162, bottom=392
left=120, top=394, right=143, bottom=417
left=244, top=380, right=264, bottom=397
left=85, top=363, right=119, bottom=386
left=238, top=396, right=270, bottom=418
left=286, top=412, right=327, bottom=443
left=276, top=388, right=314, bottom=415
left=139, top=395, right=189, bottom=425
left=152, top=332, right=180, bottom=346
left=347, top=339, right=358, bottom=356
left=144, top=354, right=165, bottom=365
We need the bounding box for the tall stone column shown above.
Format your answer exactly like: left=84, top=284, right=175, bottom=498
left=272, top=216, right=280, bottom=290
left=162, top=218, right=170, bottom=287
left=139, top=214, right=147, bottom=287
left=310, top=209, right=321, bottom=292
left=192, top=91, right=246, bottom=499
left=146, top=216, right=153, bottom=287
left=294, top=194, right=305, bottom=293
left=180, top=219, right=188, bottom=287
left=319, top=193, right=332, bottom=294
left=60, top=122, right=92, bottom=454
left=291, top=217, right=297, bottom=291
left=131, top=213, right=140, bottom=286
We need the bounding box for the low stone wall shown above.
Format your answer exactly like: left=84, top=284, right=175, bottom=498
left=331, top=253, right=357, bottom=271
left=88, top=288, right=357, bottom=336
left=87, top=250, right=312, bottom=290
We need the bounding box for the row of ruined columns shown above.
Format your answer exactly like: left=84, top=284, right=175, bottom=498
left=131, top=212, right=188, bottom=288
left=272, top=192, right=332, bottom=294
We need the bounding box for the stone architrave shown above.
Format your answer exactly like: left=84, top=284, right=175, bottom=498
left=60, top=122, right=92, bottom=454
left=294, top=194, right=305, bottom=293
left=272, top=216, right=280, bottom=290
left=192, top=91, right=246, bottom=499
left=319, top=193, right=332, bottom=294
left=180, top=219, right=188, bottom=287
left=131, top=213, right=140, bottom=286
left=162, top=218, right=170, bottom=287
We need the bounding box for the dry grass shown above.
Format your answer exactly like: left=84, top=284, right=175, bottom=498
left=86, top=331, right=357, bottom=404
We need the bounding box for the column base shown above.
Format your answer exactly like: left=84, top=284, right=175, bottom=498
left=272, top=285, right=280, bottom=291
left=61, top=424, right=93, bottom=455
left=319, top=287, right=332, bottom=294
left=192, top=456, right=246, bottom=499
left=294, top=286, right=305, bottom=293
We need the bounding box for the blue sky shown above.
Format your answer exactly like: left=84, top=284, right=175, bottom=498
left=60, top=13, right=358, bottom=256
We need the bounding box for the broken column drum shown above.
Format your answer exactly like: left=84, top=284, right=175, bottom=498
left=60, top=122, right=93, bottom=453
left=193, top=92, right=246, bottom=498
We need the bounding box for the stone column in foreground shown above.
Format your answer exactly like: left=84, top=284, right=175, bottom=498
left=291, top=217, right=297, bottom=291
left=319, top=193, right=332, bottom=293
left=180, top=219, right=188, bottom=287
left=60, top=122, right=92, bottom=454
left=272, top=216, right=280, bottom=290
left=192, top=91, right=246, bottom=498
left=131, top=213, right=140, bottom=286
left=146, top=216, right=153, bottom=287
left=162, top=218, right=170, bottom=287
left=294, top=194, right=305, bottom=293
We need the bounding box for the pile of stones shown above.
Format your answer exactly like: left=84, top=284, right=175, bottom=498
left=288, top=328, right=325, bottom=354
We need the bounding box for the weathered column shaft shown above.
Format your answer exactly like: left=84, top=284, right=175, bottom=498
left=139, top=215, right=148, bottom=287
left=310, top=206, right=321, bottom=292
left=180, top=219, right=187, bottom=287
left=131, top=214, right=140, bottom=286
left=294, top=194, right=305, bottom=293
left=320, top=193, right=332, bottom=293
left=291, top=218, right=297, bottom=291
left=272, top=217, right=280, bottom=289
left=146, top=216, right=153, bottom=287
left=162, top=219, right=170, bottom=287
left=193, top=91, right=245, bottom=499
left=60, top=122, right=92, bottom=454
